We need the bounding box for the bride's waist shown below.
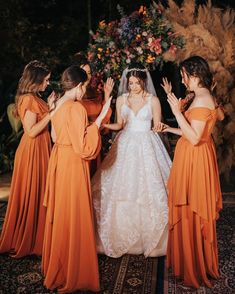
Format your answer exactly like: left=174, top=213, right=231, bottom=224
left=124, top=121, right=151, bottom=132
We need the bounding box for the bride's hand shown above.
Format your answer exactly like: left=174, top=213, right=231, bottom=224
left=161, top=77, right=172, bottom=95
left=153, top=122, right=170, bottom=133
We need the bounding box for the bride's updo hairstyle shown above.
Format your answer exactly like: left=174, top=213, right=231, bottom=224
left=126, top=63, right=148, bottom=92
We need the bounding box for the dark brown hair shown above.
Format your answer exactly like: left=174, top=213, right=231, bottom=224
left=180, top=56, right=214, bottom=111
left=60, top=65, right=87, bottom=95
left=15, top=60, right=50, bottom=114
left=16, top=60, right=50, bottom=95
left=126, top=63, right=147, bottom=92
left=72, top=52, right=89, bottom=68
left=180, top=56, right=213, bottom=91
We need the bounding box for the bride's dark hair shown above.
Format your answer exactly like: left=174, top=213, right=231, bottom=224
left=126, top=63, right=148, bottom=91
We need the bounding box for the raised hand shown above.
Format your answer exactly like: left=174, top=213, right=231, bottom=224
left=47, top=91, right=57, bottom=112
left=167, top=92, right=181, bottom=116
left=104, top=77, right=114, bottom=101
left=76, top=82, right=85, bottom=101
left=161, top=77, right=172, bottom=95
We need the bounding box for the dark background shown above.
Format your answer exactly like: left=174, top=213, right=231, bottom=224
left=0, top=0, right=234, bottom=175
left=0, top=0, right=234, bottom=114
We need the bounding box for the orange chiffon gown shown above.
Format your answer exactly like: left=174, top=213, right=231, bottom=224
left=42, top=100, right=101, bottom=293
left=81, top=97, right=112, bottom=177
left=0, top=94, right=51, bottom=257
left=167, top=107, right=222, bottom=288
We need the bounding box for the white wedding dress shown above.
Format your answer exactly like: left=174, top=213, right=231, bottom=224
left=92, top=93, right=172, bottom=258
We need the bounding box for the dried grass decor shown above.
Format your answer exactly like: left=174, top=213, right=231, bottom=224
left=156, top=0, right=235, bottom=180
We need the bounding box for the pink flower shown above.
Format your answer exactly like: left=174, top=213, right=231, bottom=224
left=169, top=44, right=177, bottom=53
left=87, top=52, right=94, bottom=61
left=136, top=46, right=143, bottom=54
left=148, top=38, right=162, bottom=55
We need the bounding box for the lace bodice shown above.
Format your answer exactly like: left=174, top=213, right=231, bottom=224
left=120, top=93, right=152, bottom=132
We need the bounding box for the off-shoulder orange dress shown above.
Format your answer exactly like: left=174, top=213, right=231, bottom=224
left=167, top=107, right=222, bottom=288
left=81, top=97, right=112, bottom=176
left=42, top=100, right=101, bottom=293
left=0, top=95, right=51, bottom=257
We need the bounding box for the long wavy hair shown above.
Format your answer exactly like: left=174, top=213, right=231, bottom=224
left=179, top=56, right=214, bottom=111
left=15, top=60, right=50, bottom=114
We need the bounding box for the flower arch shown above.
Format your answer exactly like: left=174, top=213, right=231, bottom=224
left=86, top=3, right=184, bottom=91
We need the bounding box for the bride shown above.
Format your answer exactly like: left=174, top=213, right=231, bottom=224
left=91, top=63, right=172, bottom=258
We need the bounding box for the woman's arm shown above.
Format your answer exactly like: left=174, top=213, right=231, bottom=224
left=167, top=93, right=206, bottom=145
left=23, top=111, right=50, bottom=138
left=51, top=125, right=56, bottom=143
left=95, top=96, right=112, bottom=128
left=153, top=122, right=183, bottom=136
left=151, top=96, right=161, bottom=128
left=102, top=96, right=124, bottom=131
left=22, top=92, right=55, bottom=138
left=103, top=77, right=114, bottom=102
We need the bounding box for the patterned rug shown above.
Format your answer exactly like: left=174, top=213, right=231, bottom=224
left=0, top=202, right=164, bottom=294
left=167, top=205, right=235, bottom=294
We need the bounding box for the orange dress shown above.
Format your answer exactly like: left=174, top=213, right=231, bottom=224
left=0, top=94, right=51, bottom=257
left=81, top=97, right=112, bottom=176
left=42, top=100, right=101, bottom=293
left=167, top=107, right=222, bottom=288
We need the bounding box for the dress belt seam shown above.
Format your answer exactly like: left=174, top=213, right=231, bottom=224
left=55, top=143, right=72, bottom=147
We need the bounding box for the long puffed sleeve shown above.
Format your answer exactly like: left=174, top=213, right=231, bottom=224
left=67, top=102, right=101, bottom=159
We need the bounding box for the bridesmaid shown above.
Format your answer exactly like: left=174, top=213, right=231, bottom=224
left=0, top=60, right=54, bottom=257
left=73, top=53, right=114, bottom=175
left=158, top=55, right=223, bottom=288
left=42, top=65, right=111, bottom=292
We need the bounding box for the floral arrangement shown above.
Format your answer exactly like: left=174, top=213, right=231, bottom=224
left=87, top=3, right=184, bottom=91
left=160, top=0, right=235, bottom=179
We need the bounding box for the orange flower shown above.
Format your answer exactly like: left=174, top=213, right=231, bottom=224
left=146, top=54, right=155, bottom=63
left=139, top=5, right=146, bottom=15
left=99, top=20, right=106, bottom=29
left=139, top=6, right=144, bottom=13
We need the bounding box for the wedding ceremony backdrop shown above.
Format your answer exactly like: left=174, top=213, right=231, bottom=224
left=0, top=1, right=235, bottom=293
left=86, top=0, right=235, bottom=181
left=1, top=0, right=234, bottom=181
